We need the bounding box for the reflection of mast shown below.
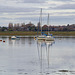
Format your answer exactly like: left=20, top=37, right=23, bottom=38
left=37, top=40, right=54, bottom=75
left=41, top=43, right=43, bottom=74
left=46, top=41, right=52, bottom=68
left=46, top=43, right=50, bottom=68
left=40, top=8, right=42, bottom=35
left=37, top=41, right=43, bottom=75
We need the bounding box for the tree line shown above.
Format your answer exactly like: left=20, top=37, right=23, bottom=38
left=0, top=22, right=75, bottom=31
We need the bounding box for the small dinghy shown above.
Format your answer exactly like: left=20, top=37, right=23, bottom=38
left=11, top=36, right=16, bottom=39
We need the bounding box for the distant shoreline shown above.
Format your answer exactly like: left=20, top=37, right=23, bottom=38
left=0, top=31, right=75, bottom=36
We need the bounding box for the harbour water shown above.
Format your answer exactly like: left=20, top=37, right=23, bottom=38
left=0, top=36, right=75, bottom=75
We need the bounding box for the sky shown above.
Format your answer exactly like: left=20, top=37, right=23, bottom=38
left=0, top=0, right=75, bottom=27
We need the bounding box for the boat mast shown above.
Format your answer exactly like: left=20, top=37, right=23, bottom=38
left=40, top=8, right=42, bottom=35
left=47, top=13, right=49, bottom=35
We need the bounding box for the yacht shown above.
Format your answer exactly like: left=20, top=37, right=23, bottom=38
left=37, top=9, right=54, bottom=41
left=37, top=8, right=46, bottom=40
left=11, top=36, right=16, bottom=39
left=11, top=36, right=20, bottom=40
left=45, top=13, right=54, bottom=41
left=37, top=35, right=46, bottom=40
left=45, top=35, right=54, bottom=41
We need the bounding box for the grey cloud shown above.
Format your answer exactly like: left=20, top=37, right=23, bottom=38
left=23, top=0, right=45, bottom=3
left=0, top=6, right=39, bottom=13
left=51, top=12, right=75, bottom=15
left=48, top=15, right=75, bottom=25
left=0, top=17, right=12, bottom=20
left=16, top=17, right=39, bottom=21
left=15, top=0, right=48, bottom=3
left=52, top=0, right=72, bottom=1
left=52, top=4, right=75, bottom=9
left=0, top=14, right=75, bottom=26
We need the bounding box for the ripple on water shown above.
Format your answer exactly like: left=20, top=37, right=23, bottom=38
left=56, top=70, right=75, bottom=75
left=24, top=73, right=28, bottom=74
left=18, top=72, right=23, bottom=74
left=17, top=69, right=25, bottom=71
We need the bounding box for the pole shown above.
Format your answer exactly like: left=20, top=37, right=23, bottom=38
left=40, top=8, right=42, bottom=35
left=47, top=13, right=49, bottom=35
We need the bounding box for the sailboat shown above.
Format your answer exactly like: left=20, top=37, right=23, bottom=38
left=11, top=36, right=20, bottom=40
left=37, top=9, right=54, bottom=41
left=45, top=13, right=54, bottom=41
left=37, top=8, right=46, bottom=40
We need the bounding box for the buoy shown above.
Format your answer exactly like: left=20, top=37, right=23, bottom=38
left=3, top=41, right=5, bottom=42
left=0, top=40, right=2, bottom=41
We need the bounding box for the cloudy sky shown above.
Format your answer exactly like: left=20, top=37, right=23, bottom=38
left=0, top=0, right=75, bottom=27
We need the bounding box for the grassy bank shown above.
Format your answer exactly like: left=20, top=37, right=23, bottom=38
left=0, top=31, right=75, bottom=36
left=49, top=31, right=75, bottom=36
left=0, top=31, right=38, bottom=36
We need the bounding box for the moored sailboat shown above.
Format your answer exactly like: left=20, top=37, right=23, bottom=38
left=45, top=13, right=54, bottom=41
left=37, top=9, right=54, bottom=41
left=11, top=36, right=20, bottom=40
left=37, top=8, right=46, bottom=40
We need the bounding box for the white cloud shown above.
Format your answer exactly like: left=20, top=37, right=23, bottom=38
left=47, top=1, right=66, bottom=5
left=0, top=0, right=75, bottom=26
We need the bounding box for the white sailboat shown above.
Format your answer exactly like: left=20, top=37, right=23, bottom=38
left=11, top=36, right=20, bottom=40
left=37, top=9, right=54, bottom=41
left=11, top=36, right=16, bottom=39
left=45, top=13, right=54, bottom=41
left=37, top=8, right=46, bottom=40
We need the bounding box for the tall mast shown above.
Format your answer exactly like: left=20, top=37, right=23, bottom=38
left=40, top=8, right=42, bottom=35
left=47, top=13, right=49, bottom=35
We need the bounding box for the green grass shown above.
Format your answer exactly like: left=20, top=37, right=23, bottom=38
left=0, top=31, right=37, bottom=35
left=0, top=31, right=75, bottom=36
left=50, top=31, right=75, bottom=36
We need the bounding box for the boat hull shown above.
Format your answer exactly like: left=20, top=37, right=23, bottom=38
left=45, top=38, right=54, bottom=41
left=37, top=37, right=46, bottom=40
left=11, top=36, right=20, bottom=40
left=45, top=36, right=54, bottom=41
left=37, top=35, right=46, bottom=40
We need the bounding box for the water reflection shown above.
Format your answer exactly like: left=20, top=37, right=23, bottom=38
left=20, top=37, right=25, bottom=44
left=0, top=36, right=75, bottom=75
left=8, top=37, right=34, bottom=46
left=37, top=40, right=55, bottom=75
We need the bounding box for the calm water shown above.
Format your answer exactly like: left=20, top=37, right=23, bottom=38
left=0, top=36, right=75, bottom=75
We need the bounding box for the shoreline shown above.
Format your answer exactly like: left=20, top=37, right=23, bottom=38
left=0, top=31, right=75, bottom=37
left=0, top=35, right=75, bottom=38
